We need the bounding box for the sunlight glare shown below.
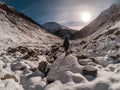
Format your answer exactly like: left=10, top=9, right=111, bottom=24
left=81, top=12, right=91, bottom=23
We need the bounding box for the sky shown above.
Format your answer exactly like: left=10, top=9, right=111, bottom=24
left=0, top=0, right=120, bottom=30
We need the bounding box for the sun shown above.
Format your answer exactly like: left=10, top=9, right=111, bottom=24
left=81, top=12, right=91, bottom=23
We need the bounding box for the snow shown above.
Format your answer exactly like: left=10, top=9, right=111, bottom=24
left=42, top=22, right=76, bottom=39
left=44, top=81, right=63, bottom=90
left=0, top=2, right=120, bottom=90
left=47, top=54, right=83, bottom=83
left=42, top=22, right=69, bottom=33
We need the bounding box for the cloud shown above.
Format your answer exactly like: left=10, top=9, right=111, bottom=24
left=22, top=0, right=114, bottom=30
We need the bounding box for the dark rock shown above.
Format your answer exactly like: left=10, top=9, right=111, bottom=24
left=7, top=47, right=17, bottom=53
left=29, top=68, right=36, bottom=72
left=105, top=28, right=115, bottom=36
left=28, top=49, right=35, bottom=57
left=83, top=65, right=97, bottom=77
left=38, top=61, right=48, bottom=74
left=47, top=78, right=55, bottom=84
left=76, top=54, right=88, bottom=59
left=22, top=53, right=30, bottom=59
left=114, top=30, right=120, bottom=35
left=17, top=46, right=28, bottom=54
left=80, top=40, right=86, bottom=45
left=1, top=74, right=18, bottom=82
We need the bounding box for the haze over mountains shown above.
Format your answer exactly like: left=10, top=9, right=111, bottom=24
left=0, top=2, right=120, bottom=90
left=42, top=22, right=77, bottom=39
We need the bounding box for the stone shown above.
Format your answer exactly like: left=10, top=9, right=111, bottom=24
left=7, top=47, right=17, bottom=53
left=83, top=65, right=97, bottom=77
left=78, top=59, right=93, bottom=65
left=17, top=46, right=28, bottom=54
left=76, top=54, right=88, bottom=59
left=47, top=54, right=83, bottom=82
left=22, top=53, right=30, bottom=59
left=11, top=61, right=26, bottom=71
left=0, top=69, right=18, bottom=82
left=38, top=61, right=48, bottom=74
left=94, top=57, right=108, bottom=67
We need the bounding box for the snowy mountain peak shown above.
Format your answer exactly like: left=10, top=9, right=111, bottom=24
left=42, top=22, right=69, bottom=33
left=42, top=22, right=77, bottom=39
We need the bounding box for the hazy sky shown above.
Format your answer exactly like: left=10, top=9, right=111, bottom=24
left=0, top=0, right=120, bottom=30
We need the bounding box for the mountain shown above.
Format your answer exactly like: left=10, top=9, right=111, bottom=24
left=1, top=2, right=120, bottom=90
left=73, top=3, right=120, bottom=39
left=42, top=22, right=77, bottom=39
left=0, top=2, right=61, bottom=49
left=0, top=2, right=63, bottom=90
left=66, top=3, right=120, bottom=90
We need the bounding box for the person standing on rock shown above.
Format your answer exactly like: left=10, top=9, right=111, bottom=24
left=63, top=36, right=69, bottom=56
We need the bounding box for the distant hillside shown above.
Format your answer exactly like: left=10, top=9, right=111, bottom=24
left=0, top=2, right=60, bottom=48
left=73, top=4, right=120, bottom=39
left=42, top=22, right=77, bottom=39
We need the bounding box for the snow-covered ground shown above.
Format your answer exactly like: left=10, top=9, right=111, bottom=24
left=0, top=2, right=120, bottom=90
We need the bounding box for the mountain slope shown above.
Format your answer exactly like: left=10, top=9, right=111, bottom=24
left=73, top=3, right=120, bottom=39
left=0, top=3, right=61, bottom=49
left=1, top=2, right=120, bottom=90
left=42, top=22, right=77, bottom=39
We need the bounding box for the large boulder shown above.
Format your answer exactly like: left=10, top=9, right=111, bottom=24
left=47, top=54, right=83, bottom=83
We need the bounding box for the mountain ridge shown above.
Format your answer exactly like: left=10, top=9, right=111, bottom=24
left=0, top=2, right=61, bottom=49
left=73, top=3, right=120, bottom=39
left=42, top=22, right=77, bottom=39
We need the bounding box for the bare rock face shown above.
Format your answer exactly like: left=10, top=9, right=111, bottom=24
left=82, top=65, right=97, bottom=77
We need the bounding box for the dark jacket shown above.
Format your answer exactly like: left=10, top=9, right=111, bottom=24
left=63, top=37, right=69, bottom=51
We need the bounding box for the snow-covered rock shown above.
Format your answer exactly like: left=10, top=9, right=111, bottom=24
left=11, top=61, right=26, bottom=71
left=47, top=54, right=83, bottom=83
left=78, top=59, right=93, bottom=66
